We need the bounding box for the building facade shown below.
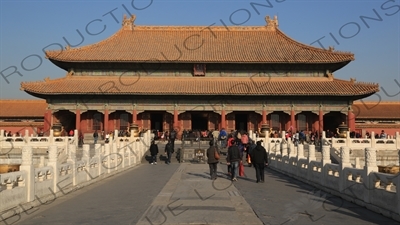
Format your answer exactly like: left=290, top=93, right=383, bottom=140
left=19, top=15, right=379, bottom=136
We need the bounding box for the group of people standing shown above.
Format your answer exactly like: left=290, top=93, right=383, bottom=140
left=147, top=128, right=269, bottom=183
left=149, top=129, right=177, bottom=165
left=208, top=132, right=269, bottom=183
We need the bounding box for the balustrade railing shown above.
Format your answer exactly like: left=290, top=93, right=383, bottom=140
left=259, top=130, right=400, bottom=222
left=0, top=130, right=151, bottom=220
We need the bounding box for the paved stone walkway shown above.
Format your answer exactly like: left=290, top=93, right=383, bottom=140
left=2, top=158, right=400, bottom=225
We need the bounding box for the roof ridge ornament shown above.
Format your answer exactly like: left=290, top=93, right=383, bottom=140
left=265, top=15, right=278, bottom=30
left=122, top=14, right=136, bottom=30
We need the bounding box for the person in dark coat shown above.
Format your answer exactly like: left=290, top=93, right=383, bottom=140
left=250, top=140, right=268, bottom=183
left=206, top=140, right=219, bottom=180
left=149, top=140, right=159, bottom=165
left=164, top=140, right=173, bottom=164
left=227, top=140, right=241, bottom=181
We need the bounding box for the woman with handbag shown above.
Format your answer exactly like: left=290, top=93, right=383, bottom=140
left=207, top=140, right=219, bottom=180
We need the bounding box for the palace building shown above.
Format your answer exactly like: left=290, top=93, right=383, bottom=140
left=19, top=15, right=380, bottom=136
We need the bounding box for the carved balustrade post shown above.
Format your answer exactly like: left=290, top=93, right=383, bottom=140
left=289, top=142, right=296, bottom=158
left=339, top=146, right=351, bottom=192
left=82, top=144, right=90, bottom=163
left=281, top=142, right=288, bottom=157
left=340, top=146, right=351, bottom=168
left=104, top=143, right=111, bottom=174
left=20, top=146, right=34, bottom=202
left=322, top=144, right=331, bottom=166
left=68, top=144, right=77, bottom=185
left=297, top=144, right=304, bottom=159
left=308, top=144, right=316, bottom=162
left=264, top=131, right=269, bottom=153
left=364, top=147, right=378, bottom=203
left=47, top=145, right=59, bottom=193
left=68, top=144, right=76, bottom=162
left=94, top=143, right=101, bottom=171
left=371, top=131, right=376, bottom=148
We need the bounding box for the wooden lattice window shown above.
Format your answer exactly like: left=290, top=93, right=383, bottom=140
left=271, top=114, right=280, bottom=131
left=93, top=113, right=102, bottom=131
left=297, top=114, right=307, bottom=131
left=120, top=113, right=129, bottom=131
left=193, top=64, right=206, bottom=76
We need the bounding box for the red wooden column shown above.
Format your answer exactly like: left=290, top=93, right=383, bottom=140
left=262, top=109, right=267, bottom=124
left=348, top=109, right=355, bottom=132
left=173, top=110, right=179, bottom=129
left=132, top=109, right=137, bottom=124
left=290, top=109, right=296, bottom=132
left=104, top=109, right=109, bottom=133
left=319, top=109, right=324, bottom=134
left=221, top=109, right=226, bottom=129
left=75, top=109, right=81, bottom=131
left=43, top=109, right=52, bottom=133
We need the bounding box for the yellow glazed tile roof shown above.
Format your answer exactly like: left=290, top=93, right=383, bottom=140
left=45, top=17, right=354, bottom=64
left=21, top=76, right=378, bottom=96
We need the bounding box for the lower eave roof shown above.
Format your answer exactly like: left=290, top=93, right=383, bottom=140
left=353, top=102, right=400, bottom=119
left=0, top=100, right=47, bottom=117
left=21, top=76, right=379, bottom=97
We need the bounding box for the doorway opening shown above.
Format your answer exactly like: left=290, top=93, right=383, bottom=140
left=235, top=114, right=247, bottom=131
left=191, top=113, right=208, bottom=131
left=151, top=113, right=164, bottom=132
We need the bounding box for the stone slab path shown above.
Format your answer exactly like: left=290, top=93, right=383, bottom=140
left=2, top=159, right=399, bottom=225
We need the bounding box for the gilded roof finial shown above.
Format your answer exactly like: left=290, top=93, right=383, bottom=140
left=265, top=15, right=278, bottom=29
left=328, top=46, right=335, bottom=52
left=122, top=14, right=136, bottom=30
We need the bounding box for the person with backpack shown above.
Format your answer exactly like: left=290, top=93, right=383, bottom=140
left=169, top=129, right=177, bottom=151
left=219, top=128, right=227, bottom=148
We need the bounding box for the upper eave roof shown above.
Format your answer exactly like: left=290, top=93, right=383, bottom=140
left=0, top=99, right=47, bottom=117
left=45, top=16, right=354, bottom=66
left=21, top=76, right=378, bottom=97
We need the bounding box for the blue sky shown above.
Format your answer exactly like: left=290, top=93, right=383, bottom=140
left=1, top=0, right=399, bottom=101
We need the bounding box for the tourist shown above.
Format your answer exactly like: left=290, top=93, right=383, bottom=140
left=218, top=128, right=227, bottom=148
left=164, top=140, right=173, bottom=165
left=93, top=130, right=99, bottom=144
left=69, top=129, right=74, bottom=137
left=206, top=140, right=219, bottom=180
left=250, top=140, right=268, bottom=183
left=247, top=140, right=257, bottom=167
left=169, top=129, right=177, bottom=150
left=78, top=131, right=84, bottom=146
left=212, top=129, right=219, bottom=144
left=380, top=130, right=387, bottom=139
left=227, top=139, right=241, bottom=181
left=149, top=140, right=159, bottom=165
left=105, top=132, right=110, bottom=143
